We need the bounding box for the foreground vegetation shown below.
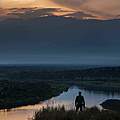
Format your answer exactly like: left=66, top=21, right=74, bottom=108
left=33, top=107, right=120, bottom=120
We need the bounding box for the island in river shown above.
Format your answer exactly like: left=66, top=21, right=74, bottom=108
left=0, top=65, right=120, bottom=110
left=101, top=99, right=120, bottom=112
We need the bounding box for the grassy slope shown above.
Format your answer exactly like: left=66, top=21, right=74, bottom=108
left=33, top=107, right=120, bottom=120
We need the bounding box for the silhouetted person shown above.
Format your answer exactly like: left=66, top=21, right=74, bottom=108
left=75, top=91, right=85, bottom=112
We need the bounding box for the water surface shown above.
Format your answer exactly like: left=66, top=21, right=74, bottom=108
left=0, top=86, right=120, bottom=120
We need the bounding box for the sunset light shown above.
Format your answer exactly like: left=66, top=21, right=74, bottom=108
left=0, top=0, right=120, bottom=19
left=0, top=1, right=120, bottom=120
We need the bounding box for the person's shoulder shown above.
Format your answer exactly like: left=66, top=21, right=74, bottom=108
left=76, top=96, right=79, bottom=99
left=81, top=96, right=84, bottom=98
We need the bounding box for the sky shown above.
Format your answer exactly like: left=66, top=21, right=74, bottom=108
left=0, top=0, right=120, bottom=19
left=0, top=0, right=120, bottom=65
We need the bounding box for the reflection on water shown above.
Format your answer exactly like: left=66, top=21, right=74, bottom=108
left=0, top=86, right=120, bottom=120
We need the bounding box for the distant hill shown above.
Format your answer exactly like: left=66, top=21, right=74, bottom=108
left=0, top=65, right=120, bottom=81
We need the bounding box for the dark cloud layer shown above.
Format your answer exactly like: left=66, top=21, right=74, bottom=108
left=63, top=11, right=97, bottom=19
left=0, top=15, right=120, bottom=65
left=1, top=0, right=120, bottom=19
left=0, top=8, right=98, bottom=20
left=8, top=8, right=63, bottom=18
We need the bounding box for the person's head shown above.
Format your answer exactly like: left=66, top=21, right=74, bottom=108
left=79, top=91, right=81, bottom=96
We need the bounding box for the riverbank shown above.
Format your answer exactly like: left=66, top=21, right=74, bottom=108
left=0, top=79, right=69, bottom=110
left=33, top=107, right=120, bottom=120
left=1, top=78, right=120, bottom=110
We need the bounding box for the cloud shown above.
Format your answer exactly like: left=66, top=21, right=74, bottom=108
left=4, top=8, right=72, bottom=19
left=0, top=0, right=59, bottom=8
left=0, top=7, right=98, bottom=20
left=52, top=0, right=120, bottom=19
left=0, top=0, right=36, bottom=7
left=52, top=0, right=87, bottom=8
left=63, top=11, right=97, bottom=19
left=1, top=0, right=120, bottom=19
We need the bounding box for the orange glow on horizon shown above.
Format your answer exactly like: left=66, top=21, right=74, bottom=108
left=0, top=0, right=69, bottom=10
left=0, top=0, right=120, bottom=20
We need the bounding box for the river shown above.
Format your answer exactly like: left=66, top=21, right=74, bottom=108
left=0, top=86, right=120, bottom=120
